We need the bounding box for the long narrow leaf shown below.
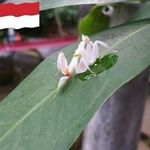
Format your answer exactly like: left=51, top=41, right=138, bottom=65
left=0, top=20, right=150, bottom=150
left=41, top=0, right=137, bottom=10
left=132, top=1, right=150, bottom=21
left=6, top=0, right=137, bottom=10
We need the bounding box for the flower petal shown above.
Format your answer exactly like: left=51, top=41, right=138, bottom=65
left=77, top=41, right=86, bottom=52
left=70, top=51, right=81, bottom=68
left=85, top=42, right=93, bottom=63
left=76, top=41, right=87, bottom=61
left=57, top=52, right=68, bottom=75
left=57, top=76, right=70, bottom=90
left=76, top=58, right=89, bottom=74
left=89, top=42, right=100, bottom=64
left=82, top=34, right=90, bottom=44
left=89, top=40, right=109, bottom=64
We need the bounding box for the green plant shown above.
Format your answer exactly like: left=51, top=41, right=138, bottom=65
left=0, top=0, right=149, bottom=150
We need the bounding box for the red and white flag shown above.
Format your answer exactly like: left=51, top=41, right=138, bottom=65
left=0, top=2, right=39, bottom=29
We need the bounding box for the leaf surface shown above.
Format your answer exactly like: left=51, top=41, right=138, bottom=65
left=41, top=0, right=139, bottom=10
left=0, top=20, right=150, bottom=150
left=132, top=1, right=150, bottom=21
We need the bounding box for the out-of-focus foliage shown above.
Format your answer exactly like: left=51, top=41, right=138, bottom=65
left=40, top=0, right=142, bottom=10
left=79, top=5, right=109, bottom=35
left=132, top=1, right=150, bottom=21
left=41, top=7, right=78, bottom=27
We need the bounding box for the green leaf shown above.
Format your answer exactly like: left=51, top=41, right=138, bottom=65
left=5, top=0, right=143, bottom=10
left=78, top=53, right=119, bottom=81
left=0, top=20, right=150, bottom=150
left=132, top=1, right=150, bottom=21
left=41, top=0, right=137, bottom=10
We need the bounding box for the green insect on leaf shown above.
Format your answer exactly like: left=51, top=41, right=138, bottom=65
left=78, top=53, right=119, bottom=81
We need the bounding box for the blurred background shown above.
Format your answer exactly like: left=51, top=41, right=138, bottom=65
left=0, top=2, right=149, bottom=150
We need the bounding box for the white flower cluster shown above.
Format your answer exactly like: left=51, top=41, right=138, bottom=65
left=57, top=35, right=109, bottom=89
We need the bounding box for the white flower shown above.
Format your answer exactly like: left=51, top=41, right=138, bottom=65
left=57, top=51, right=89, bottom=89
left=57, top=35, right=109, bottom=89
left=76, top=35, right=109, bottom=65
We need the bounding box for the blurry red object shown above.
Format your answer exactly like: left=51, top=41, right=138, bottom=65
left=0, top=37, right=77, bottom=54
